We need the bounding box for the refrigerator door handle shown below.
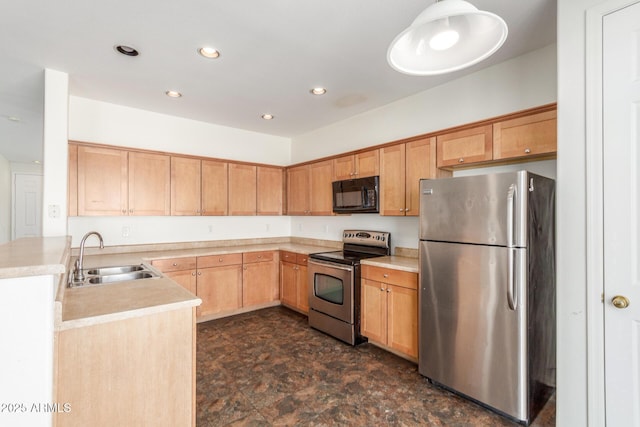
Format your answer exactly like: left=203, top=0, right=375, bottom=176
left=507, top=183, right=517, bottom=248
left=507, top=247, right=518, bottom=310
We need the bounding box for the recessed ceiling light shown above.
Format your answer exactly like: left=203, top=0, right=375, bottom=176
left=165, top=90, right=182, bottom=98
left=261, top=114, right=274, bottom=120
left=7, top=116, right=21, bottom=122
left=198, top=47, right=220, bottom=59
left=115, top=45, right=139, bottom=57
left=310, top=87, right=327, bottom=95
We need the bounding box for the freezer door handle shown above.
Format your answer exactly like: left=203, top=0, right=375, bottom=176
left=507, top=183, right=517, bottom=248
left=507, top=247, right=518, bottom=310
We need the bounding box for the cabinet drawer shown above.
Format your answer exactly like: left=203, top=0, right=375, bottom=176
left=151, top=257, right=197, bottom=272
left=296, top=254, right=308, bottom=265
left=243, top=250, right=275, bottom=264
left=280, top=251, right=297, bottom=263
left=361, top=265, right=417, bottom=290
left=197, top=253, right=243, bottom=269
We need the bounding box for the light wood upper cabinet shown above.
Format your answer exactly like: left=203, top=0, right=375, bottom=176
left=436, top=124, right=493, bottom=168
left=257, top=166, right=283, bottom=215
left=380, top=138, right=446, bottom=216
left=228, top=163, right=257, bottom=216
left=128, top=151, right=171, bottom=216
left=380, top=144, right=406, bottom=216
left=493, top=109, right=557, bottom=160
left=333, top=149, right=380, bottom=180
left=309, top=160, right=334, bottom=215
left=77, top=145, right=128, bottom=216
left=171, top=156, right=202, bottom=216
left=287, top=165, right=310, bottom=215
left=201, top=160, right=228, bottom=216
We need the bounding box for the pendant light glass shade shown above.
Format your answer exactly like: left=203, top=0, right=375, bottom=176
left=387, top=0, right=508, bottom=76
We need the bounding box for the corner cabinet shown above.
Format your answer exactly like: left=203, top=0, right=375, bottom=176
left=286, top=160, right=333, bottom=216
left=380, top=137, right=450, bottom=216
left=361, top=265, right=418, bottom=361
left=75, top=144, right=170, bottom=216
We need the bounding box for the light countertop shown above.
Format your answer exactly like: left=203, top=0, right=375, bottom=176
left=361, top=255, right=419, bottom=273
left=0, top=236, right=71, bottom=279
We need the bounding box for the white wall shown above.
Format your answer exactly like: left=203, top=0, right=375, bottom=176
left=291, top=44, right=557, bottom=163
left=0, top=154, right=10, bottom=244
left=69, top=96, right=291, bottom=166
left=42, top=69, right=68, bottom=237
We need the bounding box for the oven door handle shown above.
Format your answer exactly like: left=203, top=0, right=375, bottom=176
left=308, top=259, right=354, bottom=272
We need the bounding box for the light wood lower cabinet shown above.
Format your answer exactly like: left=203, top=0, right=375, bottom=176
left=55, top=308, right=196, bottom=427
left=280, top=251, right=309, bottom=313
left=151, top=257, right=197, bottom=295
left=361, top=265, right=418, bottom=360
left=196, top=254, right=243, bottom=317
left=242, top=251, right=279, bottom=307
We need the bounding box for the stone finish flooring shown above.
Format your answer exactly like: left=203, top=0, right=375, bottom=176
left=196, top=307, right=555, bottom=426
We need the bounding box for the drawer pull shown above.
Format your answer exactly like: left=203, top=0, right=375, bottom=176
left=172, top=263, right=178, bottom=266
left=383, top=273, right=389, bottom=278
left=219, top=258, right=223, bottom=262
left=458, top=158, right=464, bottom=163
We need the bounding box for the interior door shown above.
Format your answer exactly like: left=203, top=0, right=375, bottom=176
left=603, top=3, right=640, bottom=425
left=13, top=173, right=42, bottom=239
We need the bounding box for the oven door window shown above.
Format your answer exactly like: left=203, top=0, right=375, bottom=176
left=314, top=273, right=344, bottom=305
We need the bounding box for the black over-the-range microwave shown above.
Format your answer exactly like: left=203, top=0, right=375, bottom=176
left=332, top=175, right=379, bottom=214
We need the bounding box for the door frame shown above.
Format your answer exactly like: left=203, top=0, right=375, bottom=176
left=11, top=172, right=43, bottom=240
left=585, top=0, right=639, bottom=424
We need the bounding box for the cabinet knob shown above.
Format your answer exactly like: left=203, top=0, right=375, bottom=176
left=458, top=158, right=465, bottom=163
left=197, top=272, right=202, bottom=276
left=383, top=274, right=389, bottom=278
left=172, top=262, right=178, bottom=266
left=380, top=288, right=385, bottom=292
left=191, top=272, right=196, bottom=276
left=257, top=255, right=262, bottom=258
left=387, top=289, right=391, bottom=293
left=122, top=209, right=126, bottom=214
left=219, top=258, right=223, bottom=262
left=129, top=209, right=133, bottom=213
left=243, top=266, right=247, bottom=270
left=524, top=148, right=531, bottom=154
left=202, top=210, right=205, bottom=214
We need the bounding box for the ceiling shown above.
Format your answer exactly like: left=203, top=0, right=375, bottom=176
left=0, top=0, right=556, bottom=164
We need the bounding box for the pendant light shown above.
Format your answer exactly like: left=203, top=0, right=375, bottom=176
left=387, top=0, right=508, bottom=76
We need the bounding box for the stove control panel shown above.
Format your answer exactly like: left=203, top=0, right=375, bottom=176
left=343, top=230, right=390, bottom=249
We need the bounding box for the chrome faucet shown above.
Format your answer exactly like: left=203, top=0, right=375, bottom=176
left=74, top=231, right=104, bottom=282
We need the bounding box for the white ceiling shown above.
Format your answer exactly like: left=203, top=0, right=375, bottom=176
left=0, top=0, right=556, bottom=164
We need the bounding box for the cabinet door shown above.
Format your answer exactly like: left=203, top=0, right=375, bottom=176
left=243, top=261, right=278, bottom=307
left=355, top=149, right=380, bottom=178
left=404, top=138, right=435, bottom=216
left=436, top=125, right=493, bottom=167
left=493, top=110, right=557, bottom=160
left=361, top=278, right=387, bottom=344
left=164, top=269, right=197, bottom=295
left=380, top=144, right=406, bottom=216
left=309, top=160, right=334, bottom=215
left=171, top=157, right=201, bottom=216
left=197, top=264, right=243, bottom=317
left=68, top=144, right=78, bottom=217
left=77, top=146, right=128, bottom=216
left=387, top=284, right=418, bottom=359
left=128, top=151, right=171, bottom=216
left=201, top=160, right=228, bottom=216
left=280, top=261, right=298, bottom=308
left=333, top=155, right=356, bottom=180
left=257, top=166, right=283, bottom=215
left=297, top=264, right=309, bottom=313
left=229, top=163, right=257, bottom=215
left=287, top=165, right=310, bottom=215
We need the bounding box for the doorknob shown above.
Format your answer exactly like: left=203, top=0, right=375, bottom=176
left=611, top=295, right=630, bottom=309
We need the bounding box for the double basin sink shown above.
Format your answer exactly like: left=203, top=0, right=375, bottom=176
left=69, top=264, right=159, bottom=287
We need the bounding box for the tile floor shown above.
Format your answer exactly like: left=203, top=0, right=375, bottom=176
left=196, top=307, right=555, bottom=426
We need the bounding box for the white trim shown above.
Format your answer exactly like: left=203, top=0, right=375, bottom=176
left=585, top=1, right=640, bottom=426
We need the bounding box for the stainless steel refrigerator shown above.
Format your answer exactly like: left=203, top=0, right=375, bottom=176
left=418, top=170, right=555, bottom=425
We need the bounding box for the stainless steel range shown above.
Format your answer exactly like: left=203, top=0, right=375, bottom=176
left=308, top=230, right=391, bottom=345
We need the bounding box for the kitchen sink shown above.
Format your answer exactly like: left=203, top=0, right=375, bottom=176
left=86, top=265, right=145, bottom=276
left=69, top=263, right=159, bottom=287
left=87, top=271, right=156, bottom=284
